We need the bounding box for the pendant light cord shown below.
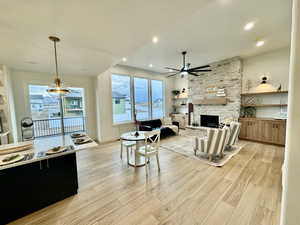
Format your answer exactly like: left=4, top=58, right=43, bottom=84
left=53, top=40, right=59, bottom=79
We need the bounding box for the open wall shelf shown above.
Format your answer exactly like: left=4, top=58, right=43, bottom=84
left=241, top=91, right=288, bottom=96
left=241, top=104, right=288, bottom=107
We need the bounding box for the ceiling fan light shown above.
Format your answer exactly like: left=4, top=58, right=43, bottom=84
left=181, top=71, right=188, bottom=76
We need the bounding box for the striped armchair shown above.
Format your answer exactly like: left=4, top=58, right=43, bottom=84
left=226, top=122, right=241, bottom=150
left=194, top=127, right=230, bottom=161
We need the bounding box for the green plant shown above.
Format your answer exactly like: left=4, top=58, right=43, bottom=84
left=172, top=90, right=180, bottom=96
left=243, top=107, right=256, bottom=117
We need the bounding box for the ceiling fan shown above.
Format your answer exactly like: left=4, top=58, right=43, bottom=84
left=165, top=51, right=211, bottom=77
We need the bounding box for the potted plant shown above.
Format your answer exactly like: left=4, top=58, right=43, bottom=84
left=172, top=90, right=180, bottom=98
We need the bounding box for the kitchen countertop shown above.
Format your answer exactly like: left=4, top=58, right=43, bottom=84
left=0, top=135, right=98, bottom=171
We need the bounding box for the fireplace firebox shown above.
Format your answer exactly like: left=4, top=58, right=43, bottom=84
left=200, top=115, right=219, bottom=128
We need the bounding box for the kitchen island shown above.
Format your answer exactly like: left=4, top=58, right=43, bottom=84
left=0, top=135, right=97, bottom=225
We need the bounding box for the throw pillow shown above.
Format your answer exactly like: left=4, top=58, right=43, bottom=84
left=163, top=117, right=173, bottom=125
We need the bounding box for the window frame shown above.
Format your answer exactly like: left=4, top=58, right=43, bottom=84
left=111, top=73, right=165, bottom=125
left=111, top=73, right=134, bottom=125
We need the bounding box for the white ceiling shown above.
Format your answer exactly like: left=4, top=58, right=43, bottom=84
left=121, top=0, right=292, bottom=73
left=0, top=0, right=211, bottom=76
left=0, top=0, right=292, bottom=76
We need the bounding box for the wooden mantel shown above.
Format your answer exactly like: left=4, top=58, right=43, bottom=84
left=192, top=97, right=227, bottom=105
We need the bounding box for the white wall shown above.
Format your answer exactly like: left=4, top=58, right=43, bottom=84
left=2, top=66, right=18, bottom=142
left=243, top=47, right=290, bottom=92
left=281, top=0, right=300, bottom=224
left=10, top=70, right=98, bottom=141
left=0, top=65, right=18, bottom=142
left=243, top=48, right=290, bottom=118
left=96, top=65, right=173, bottom=142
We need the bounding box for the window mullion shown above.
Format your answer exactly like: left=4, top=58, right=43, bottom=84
left=131, top=75, right=135, bottom=122
left=149, top=79, right=152, bottom=120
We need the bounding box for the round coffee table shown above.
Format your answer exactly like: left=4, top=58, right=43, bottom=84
left=120, top=131, right=153, bottom=167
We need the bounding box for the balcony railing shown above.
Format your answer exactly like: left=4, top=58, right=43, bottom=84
left=33, top=117, right=86, bottom=137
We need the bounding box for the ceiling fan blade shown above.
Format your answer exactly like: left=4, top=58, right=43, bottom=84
left=191, top=69, right=212, bottom=72
left=165, top=67, right=180, bottom=71
left=167, top=72, right=180, bottom=77
left=188, top=72, right=201, bottom=77
left=189, top=65, right=210, bottom=70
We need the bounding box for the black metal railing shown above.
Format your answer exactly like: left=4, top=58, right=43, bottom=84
left=33, top=117, right=86, bottom=137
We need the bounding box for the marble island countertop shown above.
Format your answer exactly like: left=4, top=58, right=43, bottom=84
left=0, top=135, right=98, bottom=171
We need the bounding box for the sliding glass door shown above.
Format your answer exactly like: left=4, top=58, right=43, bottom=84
left=29, top=85, right=86, bottom=137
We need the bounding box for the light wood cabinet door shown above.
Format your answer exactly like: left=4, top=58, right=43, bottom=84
left=260, top=121, right=273, bottom=143
left=239, top=119, right=247, bottom=139
left=272, top=121, right=286, bottom=145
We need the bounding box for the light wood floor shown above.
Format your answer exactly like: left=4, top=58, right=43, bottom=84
left=9, top=137, right=284, bottom=225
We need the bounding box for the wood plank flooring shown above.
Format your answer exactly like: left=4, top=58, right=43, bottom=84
left=9, top=137, right=284, bottom=225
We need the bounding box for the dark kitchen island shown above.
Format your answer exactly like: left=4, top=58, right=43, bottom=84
left=0, top=135, right=97, bottom=225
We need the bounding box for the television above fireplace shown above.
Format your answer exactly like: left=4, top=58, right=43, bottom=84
left=201, top=115, right=219, bottom=128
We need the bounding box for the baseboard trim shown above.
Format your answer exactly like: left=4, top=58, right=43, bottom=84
left=239, top=138, right=285, bottom=147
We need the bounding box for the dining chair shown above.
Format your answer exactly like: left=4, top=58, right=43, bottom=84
left=120, top=140, right=136, bottom=165
left=136, top=129, right=161, bottom=176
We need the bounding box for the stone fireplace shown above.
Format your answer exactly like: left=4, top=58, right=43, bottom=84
left=189, top=57, right=242, bottom=124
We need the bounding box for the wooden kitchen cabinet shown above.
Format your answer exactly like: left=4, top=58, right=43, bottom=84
left=239, top=118, right=286, bottom=146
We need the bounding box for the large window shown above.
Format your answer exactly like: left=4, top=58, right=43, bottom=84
left=151, top=80, right=164, bottom=119
left=134, top=78, right=149, bottom=120
left=112, top=74, right=164, bottom=124
left=112, top=74, right=132, bottom=123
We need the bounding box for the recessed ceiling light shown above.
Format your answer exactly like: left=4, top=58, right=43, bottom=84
left=149, top=64, right=153, bottom=68
left=244, top=22, right=255, bottom=31
left=122, top=57, right=127, bottom=62
left=152, top=36, right=159, bottom=44
left=256, top=40, right=265, bottom=47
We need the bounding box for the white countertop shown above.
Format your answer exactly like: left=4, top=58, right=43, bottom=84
left=0, top=135, right=98, bottom=171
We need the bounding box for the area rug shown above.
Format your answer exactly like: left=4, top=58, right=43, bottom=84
left=160, top=134, right=244, bottom=167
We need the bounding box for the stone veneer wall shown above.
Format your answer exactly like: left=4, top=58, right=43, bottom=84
left=189, top=57, right=242, bottom=124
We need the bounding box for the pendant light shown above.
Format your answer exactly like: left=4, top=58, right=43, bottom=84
left=47, top=36, right=70, bottom=95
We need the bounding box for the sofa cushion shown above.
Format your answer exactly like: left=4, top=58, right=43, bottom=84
left=139, top=119, right=162, bottom=129
left=161, top=125, right=179, bottom=134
